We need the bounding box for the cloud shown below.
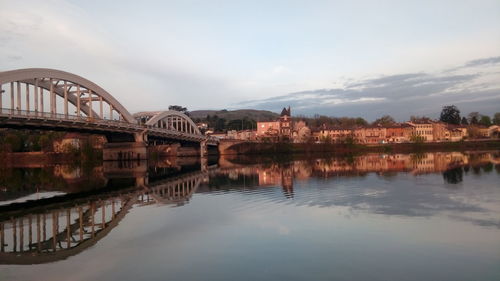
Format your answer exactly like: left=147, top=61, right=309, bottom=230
left=464, top=56, right=500, bottom=67
left=0, top=0, right=242, bottom=113
left=1, top=1, right=499, bottom=117
left=236, top=57, right=500, bottom=120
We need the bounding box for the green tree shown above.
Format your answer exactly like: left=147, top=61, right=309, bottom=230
left=373, top=115, right=396, bottom=126
left=410, top=116, right=431, bottom=123
left=168, top=105, right=189, bottom=116
left=214, top=118, right=226, bottom=132
left=492, top=112, right=500, bottom=125
left=226, top=118, right=256, bottom=130
left=468, top=112, right=480, bottom=125
left=27, top=135, right=41, bottom=151
left=479, top=115, right=491, bottom=126
left=461, top=117, right=468, bottom=125
left=355, top=117, right=368, bottom=126
left=439, top=105, right=461, bottom=125
left=39, top=135, right=52, bottom=152
left=4, top=133, right=23, bottom=152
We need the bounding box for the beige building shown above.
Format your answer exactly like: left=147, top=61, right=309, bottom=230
left=406, top=121, right=434, bottom=141
left=489, top=125, right=500, bottom=138
left=256, top=121, right=280, bottom=137
left=256, top=107, right=311, bottom=142
left=363, top=126, right=386, bottom=144
left=313, top=125, right=353, bottom=143
left=433, top=122, right=467, bottom=142
left=353, top=127, right=366, bottom=144
left=256, top=107, right=292, bottom=141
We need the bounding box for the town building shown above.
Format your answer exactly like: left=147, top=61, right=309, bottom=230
left=256, top=106, right=294, bottom=141
left=406, top=120, right=434, bottom=141
left=279, top=107, right=292, bottom=140
left=196, top=122, right=209, bottom=133
left=385, top=124, right=412, bottom=143
left=313, top=125, right=353, bottom=143
left=489, top=125, right=500, bottom=138
left=353, top=127, right=366, bottom=144
left=363, top=125, right=386, bottom=144
left=256, top=121, right=280, bottom=138
left=433, top=122, right=467, bottom=142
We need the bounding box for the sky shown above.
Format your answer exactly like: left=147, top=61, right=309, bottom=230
left=1, top=0, right=499, bottom=121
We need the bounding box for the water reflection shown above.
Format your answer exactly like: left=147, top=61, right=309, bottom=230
left=0, top=151, right=499, bottom=267
left=0, top=157, right=216, bottom=265
left=0, top=169, right=211, bottom=264
left=214, top=151, right=499, bottom=189
left=206, top=152, right=500, bottom=220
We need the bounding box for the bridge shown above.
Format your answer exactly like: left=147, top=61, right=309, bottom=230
left=0, top=68, right=219, bottom=159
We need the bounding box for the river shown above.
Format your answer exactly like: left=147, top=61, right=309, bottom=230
left=0, top=151, right=499, bottom=281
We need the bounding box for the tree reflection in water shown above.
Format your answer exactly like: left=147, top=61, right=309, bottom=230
left=443, top=167, right=463, bottom=185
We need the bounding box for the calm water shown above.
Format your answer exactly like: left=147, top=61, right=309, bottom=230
left=0, top=152, right=499, bottom=281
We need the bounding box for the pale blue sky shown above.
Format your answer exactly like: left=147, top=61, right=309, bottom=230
left=1, top=0, right=499, bottom=120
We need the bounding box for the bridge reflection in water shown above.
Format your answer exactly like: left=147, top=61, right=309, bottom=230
left=0, top=159, right=212, bottom=265
left=0, top=151, right=498, bottom=265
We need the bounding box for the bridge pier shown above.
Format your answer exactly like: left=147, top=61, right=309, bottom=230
left=200, top=140, right=208, bottom=158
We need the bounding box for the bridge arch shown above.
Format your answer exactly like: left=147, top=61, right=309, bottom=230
left=0, top=68, right=135, bottom=123
left=134, top=110, right=201, bottom=135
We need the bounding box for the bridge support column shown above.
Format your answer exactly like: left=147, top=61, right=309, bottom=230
left=200, top=140, right=208, bottom=158
left=201, top=157, right=208, bottom=172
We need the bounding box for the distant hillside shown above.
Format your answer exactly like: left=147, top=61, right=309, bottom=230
left=190, top=109, right=279, bottom=122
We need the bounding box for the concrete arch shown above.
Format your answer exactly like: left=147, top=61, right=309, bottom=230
left=0, top=68, right=135, bottom=123
left=136, top=110, right=201, bottom=135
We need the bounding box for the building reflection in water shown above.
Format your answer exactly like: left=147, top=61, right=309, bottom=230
left=214, top=151, right=499, bottom=191
left=0, top=151, right=498, bottom=264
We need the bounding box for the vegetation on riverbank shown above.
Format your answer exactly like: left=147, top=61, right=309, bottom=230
left=0, top=129, right=102, bottom=165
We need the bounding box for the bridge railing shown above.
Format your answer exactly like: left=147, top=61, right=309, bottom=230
left=0, top=108, right=218, bottom=142
left=0, top=108, right=139, bottom=128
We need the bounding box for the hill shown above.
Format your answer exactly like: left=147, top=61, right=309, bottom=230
left=190, top=109, right=279, bottom=122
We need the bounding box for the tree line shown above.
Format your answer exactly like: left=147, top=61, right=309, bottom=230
left=172, top=104, right=500, bottom=133
left=439, top=105, right=500, bottom=126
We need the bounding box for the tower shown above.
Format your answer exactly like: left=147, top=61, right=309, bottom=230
left=279, top=106, right=292, bottom=140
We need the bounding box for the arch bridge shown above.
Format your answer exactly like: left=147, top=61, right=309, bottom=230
left=0, top=68, right=218, bottom=159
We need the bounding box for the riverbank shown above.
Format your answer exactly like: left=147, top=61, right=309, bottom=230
left=2, top=140, right=499, bottom=165
left=220, top=140, right=500, bottom=155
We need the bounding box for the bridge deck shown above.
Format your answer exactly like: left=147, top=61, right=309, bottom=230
left=0, top=108, right=218, bottom=145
